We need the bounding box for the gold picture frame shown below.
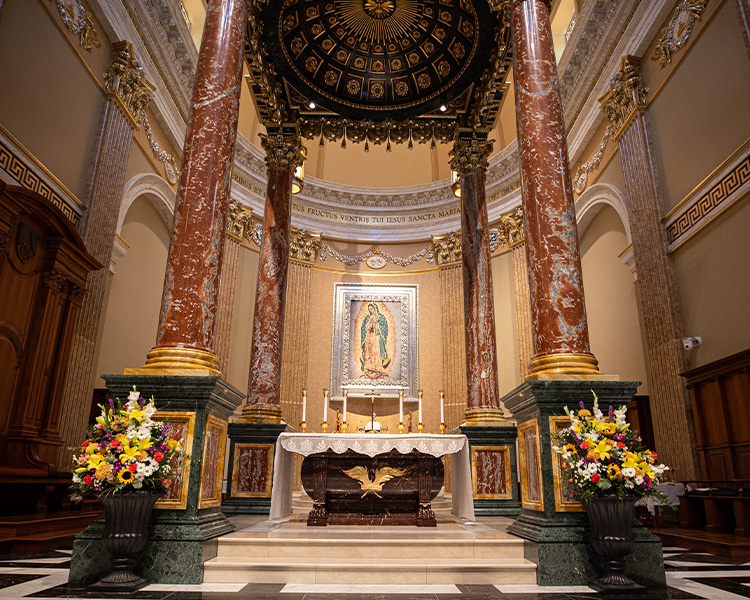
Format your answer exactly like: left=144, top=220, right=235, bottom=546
left=230, top=443, right=275, bottom=498
left=518, top=418, right=544, bottom=511
left=470, top=445, right=513, bottom=500
left=153, top=411, right=195, bottom=510
left=198, top=414, right=228, bottom=509
left=549, top=416, right=584, bottom=512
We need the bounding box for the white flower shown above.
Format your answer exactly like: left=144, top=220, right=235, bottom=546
left=137, top=427, right=151, bottom=440
left=72, top=473, right=81, bottom=484
left=622, top=467, right=636, bottom=478
left=614, top=406, right=628, bottom=423
left=143, top=403, right=156, bottom=417
left=126, top=427, right=137, bottom=439
left=625, top=480, right=635, bottom=489
left=128, top=387, right=140, bottom=402
left=635, top=476, right=644, bottom=485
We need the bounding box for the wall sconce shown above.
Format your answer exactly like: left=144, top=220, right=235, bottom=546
left=450, top=170, right=461, bottom=198
left=292, top=147, right=307, bottom=195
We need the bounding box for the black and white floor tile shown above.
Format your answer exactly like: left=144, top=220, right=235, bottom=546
left=0, top=547, right=748, bottom=600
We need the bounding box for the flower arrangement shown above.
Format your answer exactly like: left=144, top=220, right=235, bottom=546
left=552, top=393, right=669, bottom=502
left=71, top=387, right=184, bottom=497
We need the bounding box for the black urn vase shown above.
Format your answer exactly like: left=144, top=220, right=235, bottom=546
left=584, top=495, right=645, bottom=593
left=88, top=489, right=164, bottom=592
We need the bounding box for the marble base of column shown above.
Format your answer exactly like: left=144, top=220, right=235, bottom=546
left=502, top=380, right=665, bottom=587
left=68, top=375, right=244, bottom=586
left=458, top=425, right=520, bottom=516
left=222, top=422, right=288, bottom=514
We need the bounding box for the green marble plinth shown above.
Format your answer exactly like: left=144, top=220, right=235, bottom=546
left=458, top=425, right=520, bottom=516
left=502, top=380, right=666, bottom=588
left=68, top=375, right=244, bottom=587
left=222, top=422, right=288, bottom=515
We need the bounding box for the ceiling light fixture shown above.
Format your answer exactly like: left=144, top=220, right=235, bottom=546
left=440, top=105, right=447, bottom=112
left=309, top=102, right=316, bottom=109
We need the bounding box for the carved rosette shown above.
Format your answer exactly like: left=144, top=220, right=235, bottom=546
left=104, top=41, right=156, bottom=124
left=599, top=55, right=648, bottom=134
left=289, top=228, right=322, bottom=264
left=449, top=138, right=494, bottom=175
left=260, top=134, right=305, bottom=172
left=431, top=232, right=462, bottom=265
left=227, top=201, right=254, bottom=240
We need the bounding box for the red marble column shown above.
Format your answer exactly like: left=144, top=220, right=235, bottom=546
left=450, top=138, right=507, bottom=425
left=511, top=0, right=600, bottom=378
left=137, top=0, right=248, bottom=375
left=241, top=134, right=304, bottom=423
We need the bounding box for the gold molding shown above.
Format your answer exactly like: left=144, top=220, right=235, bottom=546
left=153, top=411, right=195, bottom=510
left=105, top=41, right=156, bottom=124
left=127, top=347, right=222, bottom=377
left=471, top=445, right=513, bottom=500
left=239, top=405, right=283, bottom=424
left=518, top=418, right=544, bottom=511
left=230, top=443, right=275, bottom=498
left=449, top=137, right=494, bottom=175
left=549, top=416, right=584, bottom=512
left=431, top=231, right=461, bottom=266
left=289, top=228, right=322, bottom=264
left=198, top=414, right=228, bottom=509
left=528, top=352, right=608, bottom=379
left=463, top=408, right=511, bottom=426
left=599, top=55, right=648, bottom=139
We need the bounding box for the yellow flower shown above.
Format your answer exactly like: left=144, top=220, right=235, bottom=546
left=87, top=453, right=105, bottom=469
left=95, top=462, right=111, bottom=480
left=126, top=408, right=148, bottom=422
left=117, top=469, right=134, bottom=484
left=592, top=439, right=612, bottom=459
left=137, top=437, right=152, bottom=451
left=607, top=464, right=622, bottom=479
left=578, top=409, right=591, bottom=417
left=563, top=443, right=577, bottom=454
left=119, top=445, right=139, bottom=463
left=167, top=439, right=177, bottom=449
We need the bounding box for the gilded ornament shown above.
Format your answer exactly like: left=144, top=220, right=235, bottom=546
left=599, top=55, right=648, bottom=133
left=260, top=134, right=306, bottom=171
left=338, top=49, right=351, bottom=63
left=430, top=232, right=462, bottom=265
left=390, top=58, right=403, bottom=71
left=494, top=207, right=525, bottom=247
left=346, top=79, right=362, bottom=94
left=462, top=21, right=474, bottom=37
left=325, top=70, right=340, bottom=86
left=56, top=0, right=101, bottom=52
left=424, top=41, right=435, bottom=54
left=434, top=28, right=446, bottom=41
left=311, top=23, right=324, bottom=36
left=353, top=56, right=366, bottom=69
left=440, top=10, right=453, bottom=23
left=343, top=466, right=407, bottom=498
left=652, top=0, right=708, bottom=68
left=438, top=61, right=451, bottom=77
left=321, top=38, right=334, bottom=52
left=418, top=74, right=432, bottom=89
left=408, top=52, right=420, bottom=64
left=370, top=82, right=385, bottom=99
left=283, top=15, right=296, bottom=31
left=372, top=60, right=385, bottom=72
left=395, top=81, right=409, bottom=96
left=306, top=6, right=319, bottom=18
left=289, top=228, right=322, bottom=264
left=227, top=201, right=254, bottom=241
left=291, top=37, right=305, bottom=55
left=104, top=41, right=156, bottom=122
left=364, top=0, right=395, bottom=19
left=453, top=42, right=465, bottom=59
left=388, top=43, right=397, bottom=52
left=305, top=56, right=319, bottom=72
left=449, top=137, right=493, bottom=174
left=137, top=110, right=178, bottom=181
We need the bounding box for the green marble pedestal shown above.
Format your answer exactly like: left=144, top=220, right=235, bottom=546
left=502, top=380, right=666, bottom=588
left=222, top=422, right=288, bottom=514
left=458, top=425, right=520, bottom=516
left=68, top=375, right=244, bottom=587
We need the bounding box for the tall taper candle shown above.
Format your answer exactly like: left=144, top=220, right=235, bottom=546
left=342, top=389, right=348, bottom=423
left=440, top=390, right=444, bottom=424
left=323, top=389, right=329, bottom=423
left=302, top=389, right=307, bottom=422
left=418, top=389, right=423, bottom=423
left=399, top=389, right=404, bottom=422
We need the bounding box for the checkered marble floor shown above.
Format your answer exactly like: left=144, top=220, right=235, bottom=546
left=1, top=545, right=749, bottom=599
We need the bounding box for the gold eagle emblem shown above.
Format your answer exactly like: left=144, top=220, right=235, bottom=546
left=342, top=465, right=407, bottom=498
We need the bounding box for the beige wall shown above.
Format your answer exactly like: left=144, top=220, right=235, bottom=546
left=225, top=245, right=260, bottom=393
left=579, top=205, right=649, bottom=392
left=94, top=197, right=170, bottom=385
left=491, top=251, right=521, bottom=396
left=0, top=0, right=103, bottom=200
left=649, top=0, right=750, bottom=212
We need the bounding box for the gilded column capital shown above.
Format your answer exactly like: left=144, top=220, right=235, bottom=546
left=227, top=200, right=253, bottom=240
left=449, top=138, right=494, bottom=175
left=431, top=231, right=462, bottom=266
left=260, top=134, right=305, bottom=171
left=495, top=206, right=525, bottom=247
left=104, top=41, right=156, bottom=125
left=599, top=55, right=649, bottom=133
left=289, top=228, right=321, bottom=264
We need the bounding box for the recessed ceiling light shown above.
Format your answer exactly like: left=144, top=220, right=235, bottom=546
left=440, top=105, right=447, bottom=112
left=309, top=102, right=316, bottom=109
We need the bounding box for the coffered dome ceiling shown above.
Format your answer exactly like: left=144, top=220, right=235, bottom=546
left=247, top=0, right=511, bottom=146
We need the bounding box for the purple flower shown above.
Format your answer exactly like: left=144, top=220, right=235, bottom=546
left=608, top=405, right=614, bottom=418
left=579, top=400, right=586, bottom=409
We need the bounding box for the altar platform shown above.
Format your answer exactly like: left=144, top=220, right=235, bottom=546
left=203, top=502, right=537, bottom=585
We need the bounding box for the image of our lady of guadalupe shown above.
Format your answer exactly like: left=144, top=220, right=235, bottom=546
left=360, top=302, right=391, bottom=379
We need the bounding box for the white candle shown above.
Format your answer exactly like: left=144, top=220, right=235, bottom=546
left=343, top=389, right=348, bottom=422
left=418, top=390, right=423, bottom=423
left=323, top=389, right=329, bottom=422
left=302, top=389, right=307, bottom=422
left=440, top=390, right=444, bottom=423
left=399, top=389, right=404, bottom=422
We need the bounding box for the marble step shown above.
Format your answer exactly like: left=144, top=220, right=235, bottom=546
left=203, top=555, right=537, bottom=584
left=215, top=533, right=526, bottom=559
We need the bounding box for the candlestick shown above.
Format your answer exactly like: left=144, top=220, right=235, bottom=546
left=302, top=389, right=307, bottom=422
left=323, top=388, right=329, bottom=422
left=341, top=421, right=348, bottom=433
left=300, top=421, right=307, bottom=433
left=343, top=388, right=348, bottom=423
left=417, top=422, right=424, bottom=433
left=399, top=389, right=404, bottom=423
left=439, top=423, right=446, bottom=435
left=398, top=422, right=405, bottom=434
left=321, top=421, right=328, bottom=434
left=418, top=390, right=423, bottom=424
left=439, top=390, right=444, bottom=425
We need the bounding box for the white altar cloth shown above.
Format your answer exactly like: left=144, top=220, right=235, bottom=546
left=269, top=433, right=475, bottom=521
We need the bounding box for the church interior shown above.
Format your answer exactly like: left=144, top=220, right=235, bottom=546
left=1, top=0, right=750, bottom=598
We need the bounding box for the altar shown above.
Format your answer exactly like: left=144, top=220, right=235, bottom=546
left=269, top=433, right=474, bottom=526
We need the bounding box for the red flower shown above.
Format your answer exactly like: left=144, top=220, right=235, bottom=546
left=617, top=442, right=625, bottom=448
left=591, top=473, right=601, bottom=483
left=128, top=463, right=138, bottom=472
left=83, top=475, right=92, bottom=485
left=580, top=441, right=590, bottom=449
left=154, top=452, right=164, bottom=462
left=109, top=440, right=120, bottom=448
